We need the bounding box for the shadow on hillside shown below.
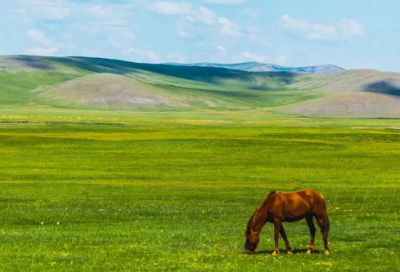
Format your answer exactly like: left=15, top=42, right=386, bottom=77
left=363, top=80, right=400, bottom=97
left=9, top=56, right=299, bottom=90
left=13, top=56, right=55, bottom=70
left=48, top=56, right=298, bottom=87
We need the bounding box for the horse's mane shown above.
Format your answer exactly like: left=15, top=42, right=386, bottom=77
left=246, top=190, right=277, bottom=233
left=259, top=191, right=277, bottom=209
left=267, top=190, right=276, bottom=198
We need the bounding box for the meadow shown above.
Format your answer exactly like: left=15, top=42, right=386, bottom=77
left=0, top=110, right=399, bottom=271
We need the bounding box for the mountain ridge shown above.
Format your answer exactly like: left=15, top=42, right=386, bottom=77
left=164, top=62, right=345, bottom=74
left=1, top=55, right=400, bottom=117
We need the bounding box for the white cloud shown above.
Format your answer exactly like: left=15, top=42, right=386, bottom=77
left=175, top=17, right=206, bottom=38
left=150, top=2, right=192, bottom=15
left=306, top=25, right=337, bottom=40
left=280, top=15, right=366, bottom=41
left=108, top=31, right=136, bottom=50
left=246, top=25, right=269, bottom=45
left=175, top=19, right=194, bottom=38
left=36, top=6, right=70, bottom=20
left=67, top=2, right=138, bottom=52
left=280, top=15, right=337, bottom=41
left=0, top=47, right=3, bottom=53
left=195, top=6, right=219, bottom=26
left=124, top=32, right=136, bottom=41
left=12, top=9, right=31, bottom=23
left=22, top=0, right=71, bottom=20
left=339, top=18, right=366, bottom=37
left=27, top=30, right=52, bottom=46
left=247, top=25, right=264, bottom=34
left=243, top=51, right=267, bottom=63
left=203, top=0, right=248, bottom=5
left=123, top=48, right=162, bottom=63
left=241, top=8, right=264, bottom=18
left=275, top=55, right=288, bottom=64
left=216, top=46, right=228, bottom=55
left=150, top=1, right=241, bottom=38
left=167, top=53, right=188, bottom=63
left=85, top=5, right=115, bottom=19
left=21, top=0, right=142, bottom=22
left=248, top=34, right=269, bottom=46
left=28, top=47, right=58, bottom=55
left=218, top=17, right=241, bottom=37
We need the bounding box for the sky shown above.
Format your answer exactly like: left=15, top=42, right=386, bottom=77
left=1, top=0, right=400, bottom=72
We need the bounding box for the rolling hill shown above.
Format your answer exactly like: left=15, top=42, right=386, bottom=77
left=166, top=62, right=344, bottom=74
left=285, top=69, right=400, bottom=117
left=30, top=73, right=191, bottom=110
left=0, top=55, right=317, bottom=111
left=0, top=55, right=399, bottom=117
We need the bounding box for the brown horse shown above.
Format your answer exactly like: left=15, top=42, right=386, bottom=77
left=244, top=189, right=330, bottom=255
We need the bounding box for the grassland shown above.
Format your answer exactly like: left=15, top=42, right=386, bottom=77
left=0, top=56, right=322, bottom=112
left=0, top=110, right=399, bottom=271
left=2, top=56, right=400, bottom=118
left=1, top=56, right=400, bottom=270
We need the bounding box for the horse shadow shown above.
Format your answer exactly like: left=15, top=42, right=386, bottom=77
left=253, top=249, right=322, bottom=255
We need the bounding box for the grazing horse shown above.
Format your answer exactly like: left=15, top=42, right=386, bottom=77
left=244, top=189, right=330, bottom=255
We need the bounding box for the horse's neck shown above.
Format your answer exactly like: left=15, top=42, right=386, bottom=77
left=249, top=199, right=271, bottom=233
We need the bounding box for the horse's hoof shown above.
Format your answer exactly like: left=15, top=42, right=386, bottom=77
left=272, top=251, right=279, bottom=256
left=306, top=249, right=312, bottom=254
left=324, top=250, right=330, bottom=255
left=287, top=250, right=293, bottom=255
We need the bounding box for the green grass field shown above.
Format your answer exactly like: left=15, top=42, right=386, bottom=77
left=0, top=110, right=399, bottom=271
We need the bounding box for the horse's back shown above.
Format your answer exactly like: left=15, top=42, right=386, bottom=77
left=283, top=189, right=324, bottom=201
left=280, top=189, right=327, bottom=214
left=296, top=189, right=327, bottom=214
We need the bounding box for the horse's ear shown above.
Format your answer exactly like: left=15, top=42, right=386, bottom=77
left=268, top=190, right=277, bottom=196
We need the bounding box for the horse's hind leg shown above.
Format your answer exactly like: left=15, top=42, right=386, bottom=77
left=305, top=215, right=316, bottom=254
left=316, top=215, right=330, bottom=254
left=279, top=224, right=293, bottom=254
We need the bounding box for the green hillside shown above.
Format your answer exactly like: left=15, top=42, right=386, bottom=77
left=1, top=55, right=400, bottom=116
left=0, top=56, right=317, bottom=111
left=0, top=56, right=90, bottom=108
left=286, top=69, right=400, bottom=117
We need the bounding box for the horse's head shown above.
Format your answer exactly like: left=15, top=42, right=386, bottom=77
left=244, top=193, right=273, bottom=254
left=244, top=228, right=259, bottom=254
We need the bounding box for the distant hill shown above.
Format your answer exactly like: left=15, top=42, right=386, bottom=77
left=165, top=62, right=344, bottom=74
left=1, top=55, right=400, bottom=117
left=0, top=55, right=315, bottom=110
left=284, top=69, right=400, bottom=117
left=31, top=73, right=191, bottom=110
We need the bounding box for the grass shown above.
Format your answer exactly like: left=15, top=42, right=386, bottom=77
left=0, top=56, right=317, bottom=112
left=2, top=55, right=400, bottom=116
left=0, top=56, right=399, bottom=270
left=0, top=70, right=89, bottom=108
left=0, top=110, right=399, bottom=271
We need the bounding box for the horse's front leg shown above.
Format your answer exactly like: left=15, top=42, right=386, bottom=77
left=272, top=220, right=281, bottom=255
left=279, top=224, right=293, bottom=254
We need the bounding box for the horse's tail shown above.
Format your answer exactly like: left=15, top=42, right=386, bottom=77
left=320, top=199, right=330, bottom=233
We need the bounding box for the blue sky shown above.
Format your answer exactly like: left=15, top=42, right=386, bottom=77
left=1, top=0, right=400, bottom=72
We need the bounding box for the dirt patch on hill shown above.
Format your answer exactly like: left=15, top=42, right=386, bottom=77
left=34, top=73, right=190, bottom=109
left=286, top=92, right=400, bottom=117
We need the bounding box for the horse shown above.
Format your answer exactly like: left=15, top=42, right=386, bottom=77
left=244, top=189, right=330, bottom=255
